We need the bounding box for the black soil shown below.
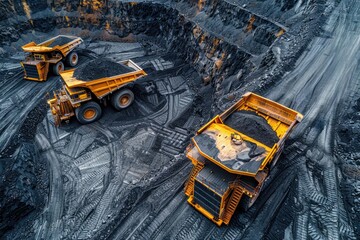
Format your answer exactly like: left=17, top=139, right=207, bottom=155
left=0, top=100, right=49, bottom=237
left=48, top=36, right=74, bottom=47
left=224, top=110, right=279, bottom=147
left=73, top=58, right=134, bottom=81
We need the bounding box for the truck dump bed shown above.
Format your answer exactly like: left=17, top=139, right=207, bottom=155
left=188, top=92, right=303, bottom=176
left=60, top=60, right=147, bottom=100
left=22, top=35, right=83, bottom=56
left=184, top=92, right=303, bottom=226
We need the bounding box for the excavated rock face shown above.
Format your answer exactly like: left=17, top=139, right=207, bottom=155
left=1, top=2, right=252, bottom=84
left=0, top=1, right=47, bottom=21
left=0, top=0, right=315, bottom=87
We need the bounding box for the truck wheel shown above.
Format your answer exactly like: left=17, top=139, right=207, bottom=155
left=111, top=89, right=134, bottom=110
left=53, top=112, right=61, bottom=127
left=53, top=61, right=64, bottom=76
left=66, top=51, right=79, bottom=67
left=75, top=101, right=102, bottom=124
left=238, top=183, right=263, bottom=211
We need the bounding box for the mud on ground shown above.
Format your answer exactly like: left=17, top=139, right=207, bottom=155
left=0, top=38, right=209, bottom=239
left=0, top=0, right=359, bottom=239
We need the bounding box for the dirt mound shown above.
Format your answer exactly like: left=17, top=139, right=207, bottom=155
left=48, top=36, right=74, bottom=47
left=73, top=58, right=134, bottom=81
left=224, top=110, right=279, bottom=147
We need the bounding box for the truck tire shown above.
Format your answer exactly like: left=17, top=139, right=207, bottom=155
left=66, top=51, right=79, bottom=67
left=238, top=183, right=264, bottom=211
left=111, top=88, right=134, bottom=111
left=53, top=61, right=64, bottom=76
left=75, top=101, right=102, bottom=124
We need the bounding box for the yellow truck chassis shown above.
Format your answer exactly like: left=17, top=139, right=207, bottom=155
left=184, top=92, right=303, bottom=226
left=21, top=35, right=83, bottom=81
left=48, top=60, right=147, bottom=126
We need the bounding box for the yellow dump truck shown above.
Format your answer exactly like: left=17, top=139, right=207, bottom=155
left=48, top=59, right=147, bottom=125
left=21, top=35, right=83, bottom=81
left=184, top=92, right=303, bottom=226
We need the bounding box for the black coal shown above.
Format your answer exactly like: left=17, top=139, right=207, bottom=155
left=73, top=58, right=134, bottom=81
left=48, top=36, right=74, bottom=47
left=224, top=110, right=279, bottom=147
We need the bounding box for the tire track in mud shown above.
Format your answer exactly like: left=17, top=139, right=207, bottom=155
left=0, top=75, right=58, bottom=152
left=105, top=121, right=192, bottom=239
left=0, top=70, right=24, bottom=100
left=38, top=45, right=196, bottom=239
left=75, top=143, right=127, bottom=239
left=108, top=163, right=193, bottom=240
left=130, top=190, right=189, bottom=240
left=34, top=133, right=64, bottom=240
left=263, top=1, right=360, bottom=238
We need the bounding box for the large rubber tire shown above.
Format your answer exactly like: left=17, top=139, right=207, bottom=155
left=52, top=61, right=64, bottom=76
left=111, top=89, right=134, bottom=111
left=52, top=112, right=61, bottom=127
left=66, top=51, right=79, bottom=67
left=75, top=101, right=102, bottom=124
left=238, top=183, right=264, bottom=211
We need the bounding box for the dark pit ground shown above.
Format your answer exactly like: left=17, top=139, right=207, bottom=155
left=0, top=0, right=359, bottom=239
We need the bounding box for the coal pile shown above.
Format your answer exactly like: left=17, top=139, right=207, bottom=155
left=73, top=58, right=134, bottom=81
left=224, top=110, right=279, bottom=147
left=48, top=36, right=74, bottom=47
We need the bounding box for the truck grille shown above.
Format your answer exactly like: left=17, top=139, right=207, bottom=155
left=194, top=180, right=222, bottom=218
left=23, top=64, right=39, bottom=79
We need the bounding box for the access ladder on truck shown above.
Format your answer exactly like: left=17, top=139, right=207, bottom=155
left=184, top=92, right=303, bottom=226
left=48, top=60, right=147, bottom=125
left=21, top=35, right=83, bottom=81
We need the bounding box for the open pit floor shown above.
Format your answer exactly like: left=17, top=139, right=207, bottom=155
left=0, top=38, right=212, bottom=239
left=1, top=0, right=360, bottom=240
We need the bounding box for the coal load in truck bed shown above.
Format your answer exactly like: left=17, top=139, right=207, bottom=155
left=73, top=58, right=134, bottom=81
left=48, top=36, right=74, bottom=47
left=224, top=110, right=279, bottom=147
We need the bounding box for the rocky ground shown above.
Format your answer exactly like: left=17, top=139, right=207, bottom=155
left=0, top=0, right=359, bottom=239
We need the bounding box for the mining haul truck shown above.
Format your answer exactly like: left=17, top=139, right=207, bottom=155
left=184, top=92, right=303, bottom=226
left=48, top=59, right=147, bottom=126
left=21, top=35, right=83, bottom=81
